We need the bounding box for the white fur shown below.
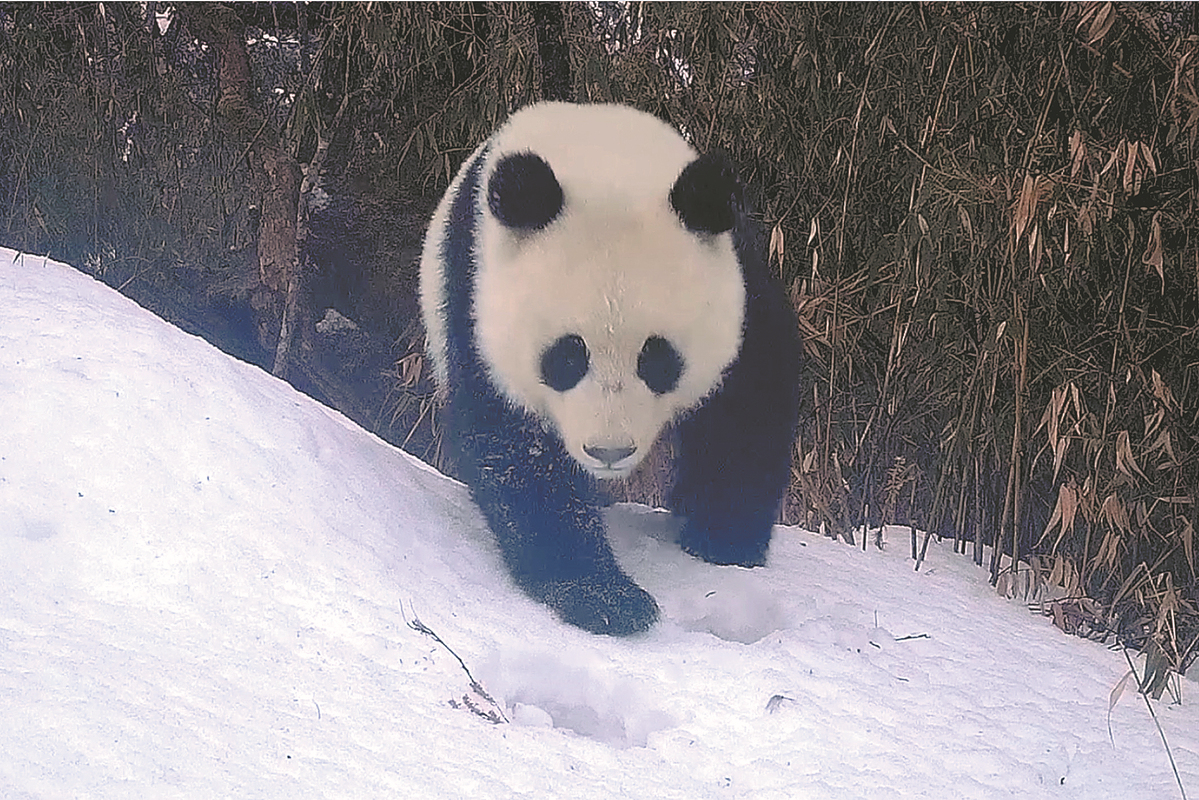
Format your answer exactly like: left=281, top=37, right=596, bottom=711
left=422, top=103, right=745, bottom=478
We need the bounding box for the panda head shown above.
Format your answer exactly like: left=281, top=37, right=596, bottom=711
left=472, top=103, right=746, bottom=479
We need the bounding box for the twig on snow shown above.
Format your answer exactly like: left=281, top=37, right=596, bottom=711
left=404, top=604, right=509, bottom=724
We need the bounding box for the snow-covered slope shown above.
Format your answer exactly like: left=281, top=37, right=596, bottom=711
left=1, top=247, right=1195, bottom=799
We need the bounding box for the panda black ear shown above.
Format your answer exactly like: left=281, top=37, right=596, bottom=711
left=669, top=152, right=742, bottom=235
left=488, top=152, right=564, bottom=231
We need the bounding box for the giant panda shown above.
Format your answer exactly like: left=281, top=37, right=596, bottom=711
left=420, top=102, right=802, bottom=636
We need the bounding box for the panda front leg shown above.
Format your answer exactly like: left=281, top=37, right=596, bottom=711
left=671, top=309, right=801, bottom=568
left=453, top=398, right=659, bottom=636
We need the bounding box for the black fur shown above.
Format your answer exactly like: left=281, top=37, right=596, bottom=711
left=669, top=153, right=741, bottom=235
left=540, top=334, right=589, bottom=392
left=637, top=335, right=684, bottom=395
left=488, top=152, right=564, bottom=231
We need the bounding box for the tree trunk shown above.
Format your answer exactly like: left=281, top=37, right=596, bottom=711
left=177, top=3, right=304, bottom=378
left=532, top=3, right=572, bottom=102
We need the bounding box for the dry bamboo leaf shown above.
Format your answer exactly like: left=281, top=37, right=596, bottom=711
left=1144, top=409, right=1163, bottom=438
left=1154, top=581, right=1179, bottom=637
left=1043, top=489, right=1063, bottom=545
left=958, top=204, right=973, bottom=241
left=1150, top=368, right=1177, bottom=411
left=1014, top=175, right=1054, bottom=251
left=1050, top=383, right=1069, bottom=429
left=1182, top=520, right=1196, bottom=578
left=808, top=216, right=818, bottom=246
left=1151, top=379, right=1170, bottom=418
left=1060, top=481, right=1078, bottom=535
left=1115, top=430, right=1148, bottom=481
left=1099, top=517, right=1122, bottom=554
left=1040, top=385, right=1071, bottom=480
left=770, top=223, right=784, bottom=270
left=1079, top=204, right=1094, bottom=237
left=1052, top=423, right=1069, bottom=480
left=1079, top=477, right=1095, bottom=524
left=1140, top=142, right=1157, bottom=176
left=1102, top=493, right=1130, bottom=533
left=1013, top=174, right=1035, bottom=245
left=1093, top=5, right=1117, bottom=43
left=1122, top=139, right=1138, bottom=194
left=1042, top=480, right=1078, bottom=551
left=1095, top=531, right=1118, bottom=573
left=1081, top=2, right=1117, bottom=44
left=1029, top=222, right=1044, bottom=273
left=1075, top=1, right=1097, bottom=30
left=1109, top=668, right=1135, bottom=711
left=1142, top=211, right=1164, bottom=292
left=1151, top=430, right=1178, bottom=469
left=1035, top=386, right=1057, bottom=438
left=1069, top=130, right=1087, bottom=179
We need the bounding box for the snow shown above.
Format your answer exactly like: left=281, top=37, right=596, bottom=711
left=1, top=245, right=1195, bottom=799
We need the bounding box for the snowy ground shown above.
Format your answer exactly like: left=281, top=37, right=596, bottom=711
left=1, top=245, right=1195, bottom=799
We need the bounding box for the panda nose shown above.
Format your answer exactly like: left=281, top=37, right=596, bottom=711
left=583, top=444, right=637, bottom=466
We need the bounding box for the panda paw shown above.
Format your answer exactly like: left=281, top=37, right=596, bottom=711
left=531, top=575, right=660, bottom=636
left=679, top=519, right=770, bottom=567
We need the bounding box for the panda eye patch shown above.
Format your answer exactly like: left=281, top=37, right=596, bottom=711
left=488, top=152, right=564, bottom=231
left=638, top=336, right=683, bottom=395
left=540, top=334, right=590, bottom=392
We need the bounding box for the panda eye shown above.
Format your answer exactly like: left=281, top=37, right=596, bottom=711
left=638, top=336, right=683, bottom=395
left=540, top=334, right=589, bottom=392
